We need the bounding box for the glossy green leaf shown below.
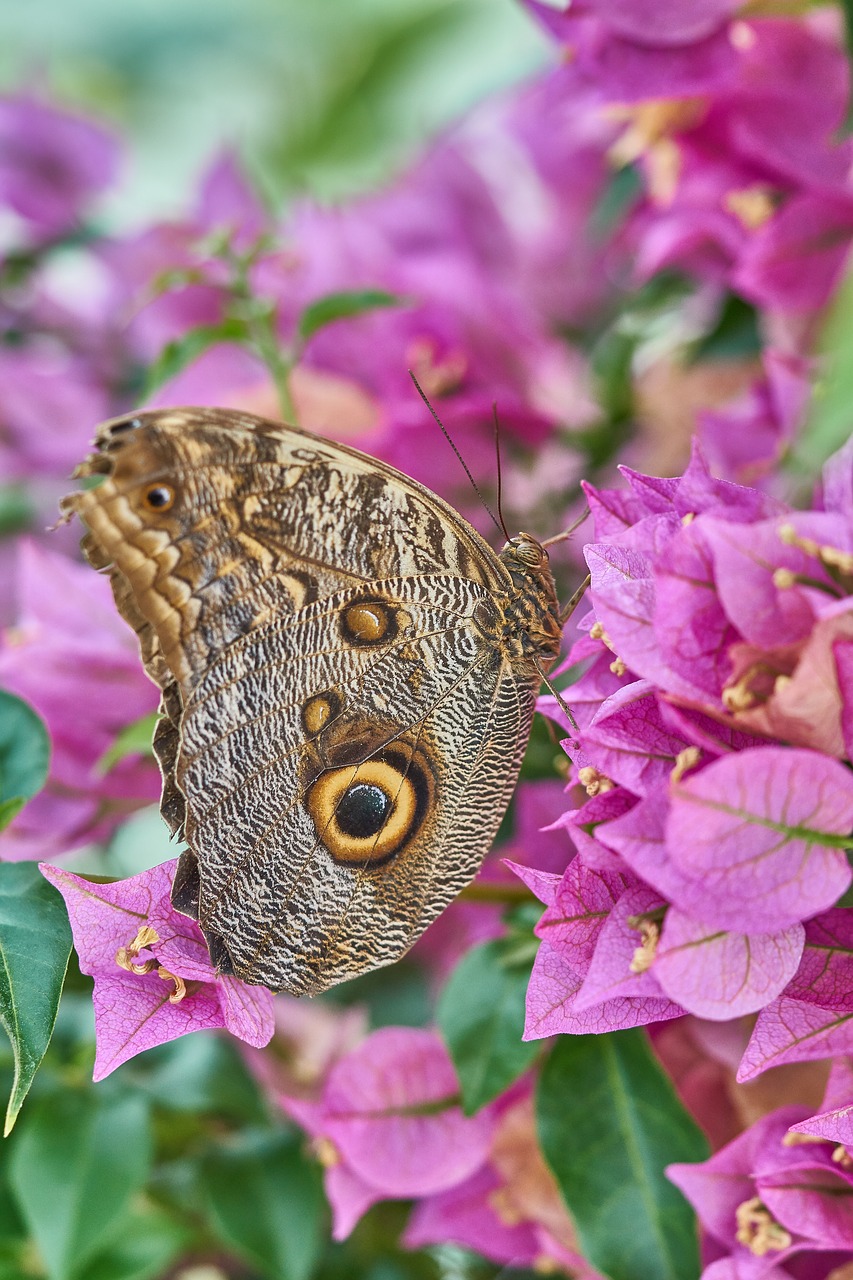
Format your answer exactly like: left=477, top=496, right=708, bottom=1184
left=296, top=289, right=401, bottom=343
left=438, top=940, right=540, bottom=1114
left=96, top=712, right=159, bottom=774
left=202, top=1129, right=324, bottom=1280
left=8, top=1088, right=152, bottom=1280
left=0, top=690, right=49, bottom=833
left=142, top=317, right=250, bottom=396
left=83, top=1207, right=188, bottom=1280
left=536, top=1030, right=707, bottom=1280
left=0, top=863, right=72, bottom=1134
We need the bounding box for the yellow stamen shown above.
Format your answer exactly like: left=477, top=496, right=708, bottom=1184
left=735, top=1197, right=792, bottom=1256
left=782, top=1131, right=826, bottom=1147
left=778, top=524, right=853, bottom=577
left=723, top=677, right=759, bottom=712
left=577, top=766, right=615, bottom=797
left=773, top=568, right=797, bottom=589
left=671, top=747, right=701, bottom=784
left=115, top=925, right=161, bottom=975
left=724, top=185, right=777, bottom=230
left=488, top=1187, right=524, bottom=1227
left=629, top=918, right=661, bottom=974
left=157, top=967, right=187, bottom=1004
left=312, top=1136, right=340, bottom=1168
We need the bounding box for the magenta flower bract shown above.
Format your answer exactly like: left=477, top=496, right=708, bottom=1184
left=0, top=92, right=120, bottom=242
left=273, top=1026, right=495, bottom=1239
left=0, top=541, right=160, bottom=859
left=39, top=860, right=274, bottom=1080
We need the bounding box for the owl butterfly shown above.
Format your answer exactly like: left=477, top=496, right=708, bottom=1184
left=66, top=407, right=570, bottom=996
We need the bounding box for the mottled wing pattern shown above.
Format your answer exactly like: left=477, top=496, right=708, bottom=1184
left=67, top=407, right=547, bottom=994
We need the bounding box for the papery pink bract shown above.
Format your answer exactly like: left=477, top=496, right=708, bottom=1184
left=0, top=542, right=160, bottom=859
left=0, top=92, right=120, bottom=240
left=655, top=910, right=804, bottom=1021
left=579, top=681, right=689, bottom=796
left=39, top=861, right=273, bottom=1079
left=404, top=1165, right=542, bottom=1267
left=739, top=913, right=853, bottom=1081
left=322, top=1028, right=491, bottom=1197
left=666, top=749, right=853, bottom=934
left=573, top=882, right=673, bottom=1010
left=789, top=1060, right=853, bottom=1148
left=520, top=852, right=683, bottom=1040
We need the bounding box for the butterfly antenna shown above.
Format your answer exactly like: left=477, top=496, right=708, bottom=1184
left=409, top=372, right=503, bottom=538
left=491, top=402, right=511, bottom=542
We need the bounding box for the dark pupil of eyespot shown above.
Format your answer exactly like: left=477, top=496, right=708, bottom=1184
left=336, top=784, right=391, bottom=838
left=146, top=487, right=171, bottom=508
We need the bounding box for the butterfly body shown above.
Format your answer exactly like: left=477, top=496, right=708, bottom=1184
left=68, top=408, right=562, bottom=995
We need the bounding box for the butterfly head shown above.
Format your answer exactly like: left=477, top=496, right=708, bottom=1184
left=503, top=532, right=549, bottom=571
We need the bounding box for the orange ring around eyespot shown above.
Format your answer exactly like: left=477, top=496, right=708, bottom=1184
left=143, top=483, right=175, bottom=512
left=306, top=758, right=421, bottom=867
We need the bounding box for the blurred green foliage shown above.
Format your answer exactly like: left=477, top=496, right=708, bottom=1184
left=0, top=0, right=549, bottom=220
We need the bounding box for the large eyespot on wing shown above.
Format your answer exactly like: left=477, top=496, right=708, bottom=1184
left=169, top=576, right=537, bottom=995
left=304, top=745, right=433, bottom=868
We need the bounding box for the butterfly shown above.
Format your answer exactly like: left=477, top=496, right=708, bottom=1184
left=66, top=406, right=570, bottom=995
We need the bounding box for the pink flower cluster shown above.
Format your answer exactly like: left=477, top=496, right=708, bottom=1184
left=0, top=94, right=124, bottom=487
left=514, top=435, right=853, bottom=1278
left=670, top=1058, right=853, bottom=1277
left=528, top=3, right=853, bottom=483
left=522, top=436, right=853, bottom=1043
left=247, top=1011, right=602, bottom=1277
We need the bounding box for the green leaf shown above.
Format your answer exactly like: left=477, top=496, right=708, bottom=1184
left=142, top=317, right=250, bottom=397
left=201, top=1129, right=324, bottom=1280
left=0, top=863, right=72, bottom=1135
left=536, top=1030, right=708, bottom=1280
left=83, top=1207, right=188, bottom=1280
left=96, top=712, right=159, bottom=774
left=438, top=940, right=540, bottom=1114
left=8, top=1088, right=152, bottom=1280
left=793, top=266, right=853, bottom=476
left=127, top=1032, right=266, bottom=1123
left=0, top=690, right=49, bottom=832
left=591, top=164, right=642, bottom=237
left=690, top=292, right=761, bottom=363
left=0, top=487, right=32, bottom=537
left=296, top=289, right=401, bottom=343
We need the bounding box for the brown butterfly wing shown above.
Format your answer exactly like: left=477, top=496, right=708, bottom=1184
left=69, top=407, right=545, bottom=994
